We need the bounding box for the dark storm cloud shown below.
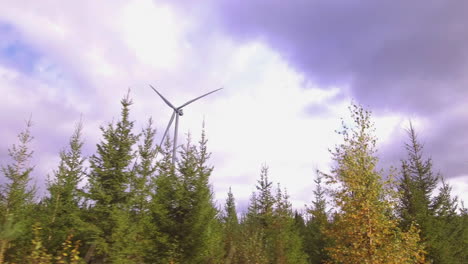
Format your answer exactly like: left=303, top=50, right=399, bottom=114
left=204, top=0, right=468, bottom=114
left=377, top=109, right=468, bottom=181
left=180, top=0, right=468, bottom=180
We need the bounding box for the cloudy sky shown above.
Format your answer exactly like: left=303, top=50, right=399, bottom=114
left=1, top=0, right=467, bottom=210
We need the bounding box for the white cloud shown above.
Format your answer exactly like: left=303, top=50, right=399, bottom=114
left=1, top=0, right=465, bottom=213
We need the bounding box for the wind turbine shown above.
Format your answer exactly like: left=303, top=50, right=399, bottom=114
left=150, top=85, right=222, bottom=164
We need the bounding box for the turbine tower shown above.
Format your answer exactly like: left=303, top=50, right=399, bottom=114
left=150, top=85, right=222, bottom=164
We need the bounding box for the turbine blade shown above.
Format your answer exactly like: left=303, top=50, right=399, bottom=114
left=150, top=85, right=176, bottom=110
left=160, top=111, right=176, bottom=146
left=179, top=87, right=223, bottom=108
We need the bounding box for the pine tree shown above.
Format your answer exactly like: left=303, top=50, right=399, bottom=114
left=305, top=172, right=330, bottom=263
left=0, top=119, right=36, bottom=263
left=235, top=193, right=269, bottom=264
left=256, top=165, right=275, bottom=229
left=236, top=167, right=306, bottom=264
left=148, top=130, right=223, bottom=263
left=42, top=120, right=87, bottom=253
left=271, top=186, right=307, bottom=264
left=398, top=123, right=463, bottom=263
left=253, top=165, right=275, bottom=261
left=132, top=118, right=158, bottom=213
left=324, top=104, right=426, bottom=264
left=429, top=179, right=465, bottom=264
left=86, top=92, right=140, bottom=263
left=175, top=131, right=223, bottom=263
left=129, top=118, right=158, bottom=259
left=146, top=137, right=180, bottom=263
left=222, top=187, right=239, bottom=264
left=398, top=122, right=438, bottom=231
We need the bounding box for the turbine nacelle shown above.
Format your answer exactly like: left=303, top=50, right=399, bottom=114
left=150, top=84, right=223, bottom=164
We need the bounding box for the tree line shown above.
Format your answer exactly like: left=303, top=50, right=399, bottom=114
left=0, top=93, right=466, bottom=263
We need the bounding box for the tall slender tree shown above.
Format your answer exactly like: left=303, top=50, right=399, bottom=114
left=0, top=119, right=36, bottom=263
left=42, top=120, right=87, bottom=253
left=305, top=172, right=330, bottom=263
left=148, top=130, right=223, bottom=263
left=86, top=92, right=140, bottom=263
left=128, top=118, right=158, bottom=259
left=222, top=187, right=239, bottom=264
left=324, top=104, right=426, bottom=264
left=175, top=131, right=224, bottom=263
left=397, top=123, right=465, bottom=263
left=146, top=137, right=180, bottom=263
left=132, top=118, right=158, bottom=213
left=237, top=167, right=306, bottom=264
left=398, top=122, right=438, bottom=230
left=271, top=186, right=307, bottom=264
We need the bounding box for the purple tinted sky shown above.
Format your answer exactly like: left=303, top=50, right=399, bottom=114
left=0, top=0, right=467, bottom=209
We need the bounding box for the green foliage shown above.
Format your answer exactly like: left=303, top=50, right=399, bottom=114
left=22, top=224, right=84, bottom=264
left=147, top=130, right=223, bottom=263
left=397, top=123, right=466, bottom=263
left=0, top=119, right=36, bottom=262
left=222, top=187, right=239, bottom=264
left=2, top=96, right=466, bottom=264
left=304, top=173, right=330, bottom=263
left=398, top=123, right=439, bottom=229
left=324, top=104, right=426, bottom=264
left=236, top=166, right=307, bottom=264
left=41, top=120, right=87, bottom=253
left=86, top=92, right=140, bottom=262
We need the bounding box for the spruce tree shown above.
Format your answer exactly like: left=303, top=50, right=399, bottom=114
left=305, top=173, right=330, bottom=263
left=429, top=179, right=465, bottom=263
left=175, top=131, right=223, bottom=263
left=271, top=186, right=307, bottom=263
left=324, top=104, right=426, bottom=264
left=398, top=123, right=464, bottom=263
left=132, top=118, right=158, bottom=213
left=222, top=187, right=239, bottom=264
left=129, top=118, right=158, bottom=259
left=148, top=130, right=223, bottom=263
left=237, top=167, right=307, bottom=264
left=256, top=165, right=275, bottom=228
left=42, top=120, right=87, bottom=253
left=146, top=137, right=180, bottom=263
left=398, top=122, right=438, bottom=231
left=86, top=92, right=139, bottom=263
left=235, top=192, right=269, bottom=264
left=0, top=119, right=36, bottom=263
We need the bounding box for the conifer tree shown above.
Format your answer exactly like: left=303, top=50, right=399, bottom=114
left=305, top=173, right=330, bottom=263
left=132, top=118, right=158, bottom=213
left=271, top=186, right=307, bottom=263
left=129, top=118, right=158, bottom=259
left=146, top=137, right=180, bottom=263
left=42, top=120, right=87, bottom=253
left=0, top=120, right=36, bottom=263
left=148, top=130, right=223, bottom=263
left=251, top=165, right=275, bottom=261
left=324, top=104, right=426, bottom=264
left=222, top=187, right=239, bottom=264
left=175, top=131, right=223, bottom=263
left=256, top=165, right=275, bottom=228
left=429, top=179, right=465, bottom=263
left=398, top=123, right=438, bottom=230
left=86, top=92, right=140, bottom=263
left=398, top=123, right=464, bottom=263
left=235, top=192, right=269, bottom=264
left=237, top=167, right=306, bottom=264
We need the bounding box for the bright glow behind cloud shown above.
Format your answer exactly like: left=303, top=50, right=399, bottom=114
left=0, top=0, right=465, bottom=211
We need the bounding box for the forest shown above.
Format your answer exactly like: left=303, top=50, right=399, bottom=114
left=0, top=93, right=466, bottom=264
